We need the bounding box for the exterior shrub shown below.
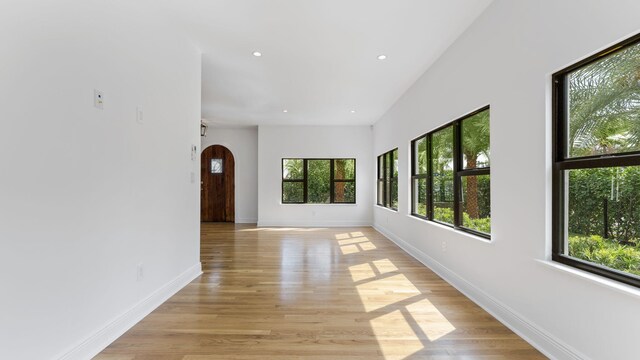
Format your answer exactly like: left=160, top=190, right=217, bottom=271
left=433, top=207, right=491, bottom=234
left=569, top=235, right=640, bottom=276
left=464, top=215, right=491, bottom=234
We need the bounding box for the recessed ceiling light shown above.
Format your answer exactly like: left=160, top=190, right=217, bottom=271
left=350, top=110, right=356, bottom=113
left=252, top=51, right=262, bottom=57
left=283, top=109, right=288, bottom=113
left=377, top=54, right=387, bottom=60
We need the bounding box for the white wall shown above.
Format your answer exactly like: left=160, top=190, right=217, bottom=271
left=0, top=1, right=202, bottom=359
left=258, top=126, right=373, bottom=226
left=372, top=1, right=640, bottom=359
left=201, top=127, right=259, bottom=223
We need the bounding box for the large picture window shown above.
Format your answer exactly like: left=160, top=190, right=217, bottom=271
left=552, top=34, right=640, bottom=287
left=411, top=106, right=490, bottom=238
left=282, top=158, right=356, bottom=204
left=377, top=149, right=398, bottom=210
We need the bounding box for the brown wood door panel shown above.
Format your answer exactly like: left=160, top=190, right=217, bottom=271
left=201, top=145, right=235, bottom=222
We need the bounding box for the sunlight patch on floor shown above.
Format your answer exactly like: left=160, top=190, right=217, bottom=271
left=340, top=244, right=360, bottom=255
left=338, top=237, right=370, bottom=245
left=373, top=258, right=398, bottom=274
left=340, top=242, right=377, bottom=254
left=406, top=299, right=456, bottom=341
left=335, top=231, right=366, bottom=240
left=358, top=241, right=377, bottom=251
left=348, top=263, right=377, bottom=282
left=356, top=274, right=420, bottom=312
left=340, top=236, right=377, bottom=254
left=370, top=310, right=423, bottom=360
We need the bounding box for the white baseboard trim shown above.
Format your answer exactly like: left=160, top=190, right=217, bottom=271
left=257, top=220, right=371, bottom=227
left=373, top=223, right=588, bottom=360
left=57, top=262, right=202, bottom=360
left=235, top=218, right=258, bottom=224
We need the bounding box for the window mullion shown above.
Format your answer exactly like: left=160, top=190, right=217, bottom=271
left=330, top=159, right=335, bottom=204
left=411, top=141, right=416, bottom=215
left=303, top=159, right=308, bottom=203
left=556, top=155, right=640, bottom=170
left=458, top=168, right=490, bottom=176
left=385, top=152, right=390, bottom=207
left=382, top=153, right=387, bottom=207
left=453, top=122, right=461, bottom=228
left=427, top=134, right=433, bottom=220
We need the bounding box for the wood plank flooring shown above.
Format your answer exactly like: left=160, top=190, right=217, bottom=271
left=95, top=224, right=545, bottom=360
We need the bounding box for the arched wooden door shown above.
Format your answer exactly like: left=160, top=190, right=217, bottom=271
left=201, top=145, right=235, bottom=222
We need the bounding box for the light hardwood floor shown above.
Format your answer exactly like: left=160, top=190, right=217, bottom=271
left=95, top=223, right=545, bottom=360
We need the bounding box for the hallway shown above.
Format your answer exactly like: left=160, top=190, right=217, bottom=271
left=95, top=224, right=543, bottom=359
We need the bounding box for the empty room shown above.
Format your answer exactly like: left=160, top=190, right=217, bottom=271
left=2, top=0, right=640, bottom=359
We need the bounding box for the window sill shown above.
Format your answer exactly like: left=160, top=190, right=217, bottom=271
left=375, top=204, right=398, bottom=213
left=536, top=259, right=640, bottom=300
left=281, top=203, right=357, bottom=206
left=407, top=214, right=492, bottom=243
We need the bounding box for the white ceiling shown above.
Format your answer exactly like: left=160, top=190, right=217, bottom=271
left=156, top=0, right=493, bottom=127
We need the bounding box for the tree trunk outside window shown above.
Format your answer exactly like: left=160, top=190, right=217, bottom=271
left=465, top=154, right=479, bottom=219
left=335, top=160, right=345, bottom=202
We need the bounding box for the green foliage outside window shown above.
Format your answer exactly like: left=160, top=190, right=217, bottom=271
left=432, top=127, right=454, bottom=224
left=567, top=42, right=640, bottom=158
left=432, top=207, right=491, bottom=235
left=568, top=167, right=640, bottom=242
left=461, top=175, right=490, bottom=232
left=336, top=182, right=355, bottom=203
left=307, top=160, right=331, bottom=203
left=462, top=111, right=490, bottom=169
left=416, top=137, right=427, bottom=174
left=414, top=178, right=427, bottom=216
left=461, top=110, right=490, bottom=228
left=283, top=159, right=304, bottom=179
left=282, top=182, right=303, bottom=203
left=569, top=235, right=640, bottom=276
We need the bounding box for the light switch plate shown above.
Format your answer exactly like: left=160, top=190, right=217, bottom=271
left=136, top=106, right=144, bottom=124
left=136, top=263, right=144, bottom=282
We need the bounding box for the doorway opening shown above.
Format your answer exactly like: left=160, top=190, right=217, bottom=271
left=201, top=145, right=235, bottom=222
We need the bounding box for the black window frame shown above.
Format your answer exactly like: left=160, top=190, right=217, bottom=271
left=377, top=148, right=398, bottom=210
left=552, top=33, right=640, bottom=288
left=281, top=158, right=356, bottom=204
left=410, top=105, right=491, bottom=239
left=281, top=158, right=306, bottom=204
left=411, top=135, right=430, bottom=218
